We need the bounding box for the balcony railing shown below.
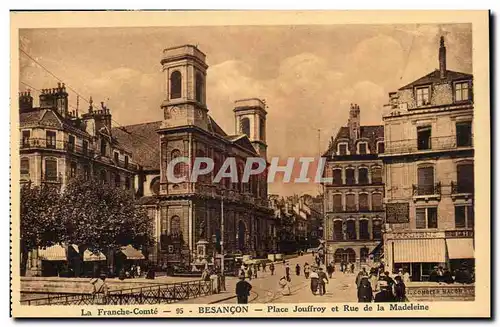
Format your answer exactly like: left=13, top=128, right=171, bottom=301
left=412, top=182, right=441, bottom=196
left=451, top=181, right=474, bottom=194
left=21, top=138, right=95, bottom=157
left=383, top=135, right=473, bottom=155
left=41, top=173, right=63, bottom=183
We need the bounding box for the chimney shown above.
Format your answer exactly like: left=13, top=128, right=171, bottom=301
left=439, top=36, right=447, bottom=79
left=19, top=90, right=33, bottom=112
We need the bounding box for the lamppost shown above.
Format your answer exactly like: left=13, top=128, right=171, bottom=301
left=211, top=234, right=217, bottom=269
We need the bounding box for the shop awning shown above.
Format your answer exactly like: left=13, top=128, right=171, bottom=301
left=38, top=245, right=66, bottom=261
left=70, top=245, right=107, bottom=261
left=370, top=242, right=383, bottom=256
left=446, top=238, right=474, bottom=259
left=393, top=239, right=446, bottom=263
left=119, top=245, right=145, bottom=260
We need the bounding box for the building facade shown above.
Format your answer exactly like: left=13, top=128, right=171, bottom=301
left=113, top=45, right=276, bottom=270
left=381, top=37, right=474, bottom=281
left=322, top=103, right=385, bottom=266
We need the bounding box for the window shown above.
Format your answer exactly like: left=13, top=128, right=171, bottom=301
left=46, top=131, right=56, bottom=149
left=360, top=247, right=369, bottom=263
left=456, top=121, right=472, bottom=147
left=150, top=176, right=160, bottom=195
left=70, top=162, right=77, bottom=178
left=338, top=143, right=347, bottom=156
left=332, top=169, right=342, bottom=186
left=171, top=149, right=185, bottom=179
left=345, top=168, right=355, bottom=185
left=332, top=194, right=342, bottom=212
left=359, top=220, right=369, bottom=240
left=170, top=216, right=181, bottom=236
left=372, top=167, right=382, bottom=184
left=358, top=167, right=369, bottom=184
left=114, top=152, right=119, bottom=163
left=417, top=166, right=435, bottom=195
left=124, top=156, right=129, bottom=169
left=100, top=139, right=107, bottom=156
left=359, top=193, right=369, bottom=211
left=22, top=131, right=30, bottom=147
left=20, top=158, right=29, bottom=180
left=240, top=117, right=250, bottom=137
left=45, top=158, right=58, bottom=181
left=416, top=86, right=430, bottom=106
left=455, top=81, right=470, bottom=102
left=114, top=173, right=121, bottom=188
left=372, top=220, right=382, bottom=240
left=416, top=207, right=438, bottom=229
left=456, top=163, right=474, bottom=194
left=82, top=140, right=88, bottom=155
left=377, top=141, right=385, bottom=154
left=372, top=193, right=383, bottom=211
left=333, top=221, right=343, bottom=240
left=417, top=126, right=432, bottom=150
left=195, top=72, right=204, bottom=103
left=170, top=71, right=182, bottom=99
left=346, top=220, right=356, bottom=240
left=358, top=142, right=367, bottom=155
left=259, top=117, right=265, bottom=141
left=455, top=206, right=474, bottom=229
left=83, top=165, right=90, bottom=181
left=125, top=176, right=131, bottom=189
left=68, top=135, right=75, bottom=152
left=346, top=194, right=356, bottom=212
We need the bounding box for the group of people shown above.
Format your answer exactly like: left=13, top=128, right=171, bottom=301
left=357, top=267, right=409, bottom=303
left=238, top=261, right=275, bottom=280
left=339, top=261, right=356, bottom=274
left=429, top=265, right=473, bottom=284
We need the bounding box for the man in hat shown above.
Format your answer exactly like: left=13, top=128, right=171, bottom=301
left=317, top=267, right=329, bottom=296
left=235, top=275, right=252, bottom=304
left=374, top=280, right=395, bottom=302
left=429, top=266, right=440, bottom=282
left=90, top=274, right=109, bottom=305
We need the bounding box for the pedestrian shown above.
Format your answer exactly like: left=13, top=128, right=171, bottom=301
left=442, top=267, right=454, bottom=284
left=402, top=268, right=411, bottom=284
left=317, top=267, right=329, bottom=296
left=437, top=266, right=444, bottom=283
left=91, top=273, right=109, bottom=305
left=310, top=268, right=320, bottom=295
left=278, top=276, right=291, bottom=296
left=285, top=263, right=291, bottom=282
left=429, top=266, right=440, bottom=282
left=350, top=262, right=355, bottom=274
left=269, top=262, right=275, bottom=276
left=341, top=260, right=346, bottom=274
left=326, top=263, right=334, bottom=279
left=295, top=264, right=301, bottom=276
left=304, top=263, right=310, bottom=279
left=235, top=275, right=252, bottom=304
left=357, top=276, right=373, bottom=303
left=394, top=276, right=406, bottom=302
left=201, top=267, right=211, bottom=281
left=253, top=265, right=258, bottom=279
left=374, top=280, right=395, bottom=302
left=369, top=269, right=379, bottom=293
left=355, top=267, right=369, bottom=288
left=380, top=271, right=395, bottom=290
left=245, top=265, right=252, bottom=281
left=136, top=265, right=141, bottom=278
left=262, top=262, right=267, bottom=272
left=210, top=270, right=220, bottom=294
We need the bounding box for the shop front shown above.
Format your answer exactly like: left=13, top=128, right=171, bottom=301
left=384, top=230, right=474, bottom=282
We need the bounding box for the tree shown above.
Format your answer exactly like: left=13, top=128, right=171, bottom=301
left=56, top=177, right=155, bottom=276
left=20, top=183, right=65, bottom=276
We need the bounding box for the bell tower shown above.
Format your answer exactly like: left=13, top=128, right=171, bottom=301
left=160, top=45, right=209, bottom=130
left=233, top=98, right=268, bottom=159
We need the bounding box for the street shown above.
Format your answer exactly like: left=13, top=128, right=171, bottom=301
left=220, top=253, right=358, bottom=304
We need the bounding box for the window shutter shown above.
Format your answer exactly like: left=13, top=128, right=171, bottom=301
left=457, top=164, right=474, bottom=192
left=333, top=194, right=342, bottom=212
left=467, top=206, right=474, bottom=228
left=427, top=208, right=438, bottom=228
left=455, top=206, right=466, bottom=228
left=359, top=194, right=369, bottom=211
left=359, top=220, right=369, bottom=239
left=346, top=194, right=356, bottom=211
left=418, top=167, right=434, bottom=186
left=372, top=193, right=383, bottom=211
left=416, top=208, right=426, bottom=229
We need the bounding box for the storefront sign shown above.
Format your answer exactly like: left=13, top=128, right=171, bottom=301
left=390, top=231, right=444, bottom=239
left=407, top=285, right=475, bottom=300
left=445, top=230, right=474, bottom=238
left=386, top=203, right=410, bottom=223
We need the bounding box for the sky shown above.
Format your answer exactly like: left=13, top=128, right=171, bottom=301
left=19, top=23, right=472, bottom=196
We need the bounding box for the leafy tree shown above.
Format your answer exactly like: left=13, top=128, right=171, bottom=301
left=57, top=177, right=155, bottom=276
left=20, top=183, right=65, bottom=276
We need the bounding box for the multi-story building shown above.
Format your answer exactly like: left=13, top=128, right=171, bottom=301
left=381, top=36, right=474, bottom=281
left=19, top=83, right=139, bottom=275
left=322, top=103, right=385, bottom=266
left=113, top=45, right=275, bottom=270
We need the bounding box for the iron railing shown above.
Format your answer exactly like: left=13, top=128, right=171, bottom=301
left=383, top=135, right=473, bottom=155
left=20, top=279, right=213, bottom=306
left=451, top=181, right=474, bottom=194
left=412, top=182, right=442, bottom=196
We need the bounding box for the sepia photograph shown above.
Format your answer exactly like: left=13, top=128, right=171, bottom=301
left=10, top=10, right=490, bottom=318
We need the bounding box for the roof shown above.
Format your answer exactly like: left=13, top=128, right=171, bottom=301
left=399, top=69, right=473, bottom=90
left=323, top=125, right=384, bottom=157
left=20, top=108, right=91, bottom=136
left=207, top=116, right=227, bottom=136
left=111, top=121, right=162, bottom=171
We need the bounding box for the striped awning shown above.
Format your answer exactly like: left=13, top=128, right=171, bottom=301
left=70, top=245, right=106, bottom=261
left=119, top=245, right=145, bottom=260
left=38, top=245, right=66, bottom=261
left=393, top=239, right=446, bottom=263
left=446, top=238, right=474, bottom=259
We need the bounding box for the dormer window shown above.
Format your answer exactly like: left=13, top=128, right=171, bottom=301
left=454, top=81, right=470, bottom=102
left=337, top=142, right=348, bottom=156
left=357, top=142, right=368, bottom=155
left=415, top=86, right=430, bottom=106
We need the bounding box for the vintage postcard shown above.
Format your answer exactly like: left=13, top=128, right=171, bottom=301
left=10, top=10, right=490, bottom=318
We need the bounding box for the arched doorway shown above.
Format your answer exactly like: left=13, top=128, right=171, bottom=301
left=334, top=249, right=343, bottom=263
left=345, top=248, right=356, bottom=263
left=334, top=248, right=357, bottom=263
left=238, top=220, right=246, bottom=251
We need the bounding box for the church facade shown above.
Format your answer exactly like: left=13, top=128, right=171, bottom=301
left=113, top=45, right=276, bottom=269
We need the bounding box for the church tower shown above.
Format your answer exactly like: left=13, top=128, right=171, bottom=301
left=160, top=45, right=209, bottom=130
left=348, top=103, right=360, bottom=141
left=233, top=98, right=268, bottom=159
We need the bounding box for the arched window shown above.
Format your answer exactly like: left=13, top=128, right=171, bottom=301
left=345, top=168, right=355, bottom=185
left=150, top=176, right=160, bottom=195
left=170, top=71, right=182, bottom=99
left=333, top=220, right=343, bottom=241
left=332, top=194, right=342, bottom=212
left=195, top=72, right=204, bottom=102
left=372, top=219, right=382, bottom=240
left=259, top=117, right=265, bottom=141
left=346, top=194, right=356, bottom=212
left=359, top=220, right=369, bottom=239
left=332, top=169, right=342, bottom=185
left=358, top=167, right=369, bottom=184
left=240, top=117, right=250, bottom=137
left=170, top=149, right=185, bottom=179
left=170, top=216, right=181, bottom=237
left=334, top=248, right=344, bottom=263
left=346, top=220, right=356, bottom=240
left=372, top=193, right=383, bottom=211
left=359, top=193, right=369, bottom=211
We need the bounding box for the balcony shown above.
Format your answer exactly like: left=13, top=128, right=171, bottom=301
left=382, top=135, right=473, bottom=156
left=41, top=172, right=63, bottom=184
left=21, top=138, right=95, bottom=158
left=412, top=183, right=441, bottom=201
left=451, top=181, right=474, bottom=200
